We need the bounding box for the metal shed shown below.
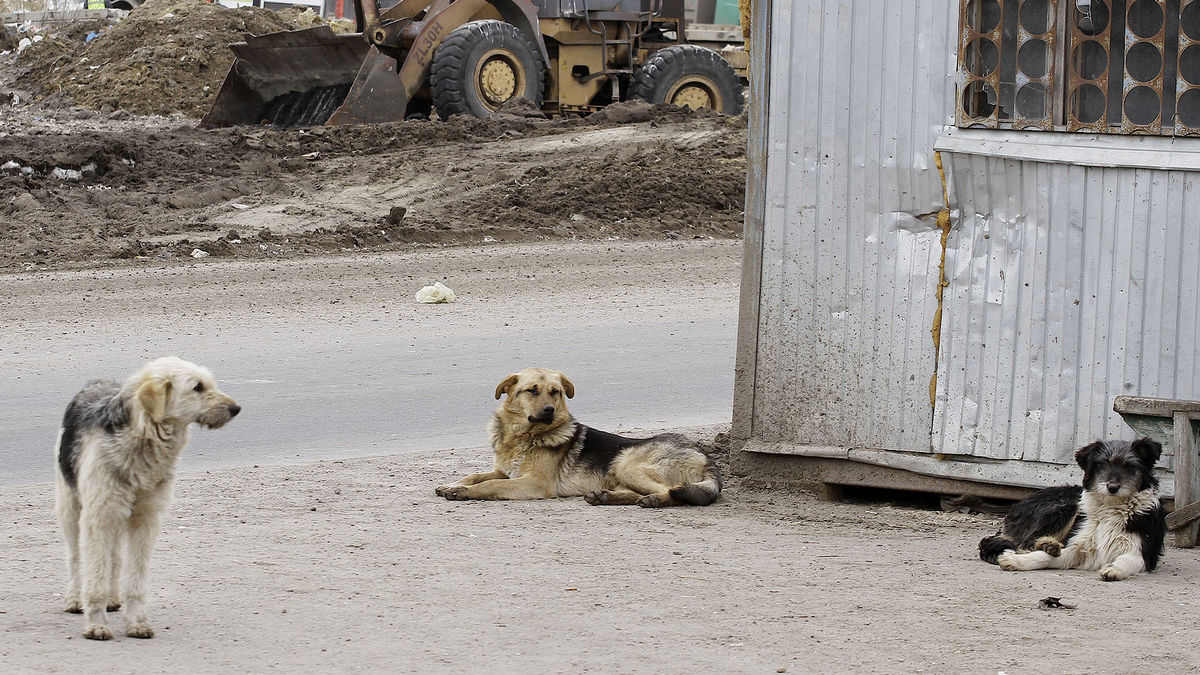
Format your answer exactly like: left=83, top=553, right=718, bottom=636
left=734, top=0, right=1200, bottom=499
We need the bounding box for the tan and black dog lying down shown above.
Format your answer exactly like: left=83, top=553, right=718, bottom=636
left=435, top=367, right=722, bottom=507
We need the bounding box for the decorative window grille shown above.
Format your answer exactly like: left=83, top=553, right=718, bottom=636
left=958, top=0, right=1200, bottom=135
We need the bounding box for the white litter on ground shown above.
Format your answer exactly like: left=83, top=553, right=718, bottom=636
left=191, top=248, right=210, bottom=258
left=415, top=282, right=457, bottom=304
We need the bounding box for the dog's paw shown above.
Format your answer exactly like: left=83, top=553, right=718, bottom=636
left=438, top=485, right=472, bottom=500
left=434, top=484, right=453, bottom=497
left=1034, top=537, right=1062, bottom=557
left=1099, top=565, right=1128, bottom=582
left=83, top=624, right=114, bottom=641
left=637, top=494, right=666, bottom=508
left=997, top=552, right=1019, bottom=571
left=126, top=622, right=155, bottom=639
left=584, top=490, right=610, bottom=505
left=106, top=601, right=122, bottom=612
left=64, top=598, right=83, bottom=614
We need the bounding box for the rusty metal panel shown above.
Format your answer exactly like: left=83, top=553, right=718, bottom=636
left=1065, top=0, right=1200, bottom=134
left=952, top=0, right=1200, bottom=135
left=958, top=0, right=1058, bottom=129
left=1176, top=0, right=1200, bottom=133
left=934, top=155, right=1200, bottom=468
left=748, top=0, right=957, bottom=453
left=1067, top=0, right=1116, bottom=130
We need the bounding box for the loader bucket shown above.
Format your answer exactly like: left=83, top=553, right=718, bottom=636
left=200, top=26, right=412, bottom=128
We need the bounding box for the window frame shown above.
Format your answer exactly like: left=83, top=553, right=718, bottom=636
left=956, top=0, right=1200, bottom=136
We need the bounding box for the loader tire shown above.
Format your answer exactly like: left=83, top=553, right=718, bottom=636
left=629, top=45, right=743, bottom=115
left=431, top=20, right=545, bottom=119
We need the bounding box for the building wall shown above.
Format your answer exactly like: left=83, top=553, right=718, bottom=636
left=934, top=156, right=1200, bottom=471
left=738, top=0, right=1200, bottom=489
left=743, top=0, right=958, bottom=453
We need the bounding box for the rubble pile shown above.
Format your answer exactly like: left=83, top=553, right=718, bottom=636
left=14, top=0, right=349, bottom=117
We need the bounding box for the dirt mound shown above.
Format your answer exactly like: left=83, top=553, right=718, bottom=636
left=456, top=117, right=746, bottom=240
left=13, top=0, right=342, bottom=116
left=0, top=87, right=745, bottom=270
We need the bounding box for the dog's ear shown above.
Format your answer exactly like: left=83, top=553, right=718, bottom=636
left=1131, top=437, right=1163, bottom=466
left=1074, top=441, right=1104, bottom=470
left=559, top=373, right=574, bottom=399
left=494, top=374, right=520, bottom=400
left=136, top=376, right=173, bottom=423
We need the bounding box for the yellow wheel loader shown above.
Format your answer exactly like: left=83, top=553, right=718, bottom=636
left=199, top=0, right=743, bottom=128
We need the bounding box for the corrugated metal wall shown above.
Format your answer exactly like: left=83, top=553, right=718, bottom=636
left=741, top=0, right=1200, bottom=487
left=750, top=0, right=958, bottom=452
left=934, top=159, right=1200, bottom=470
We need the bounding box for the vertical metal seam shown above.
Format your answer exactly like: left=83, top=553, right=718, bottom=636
left=930, top=151, right=954, bottom=410
left=731, top=0, right=772, bottom=444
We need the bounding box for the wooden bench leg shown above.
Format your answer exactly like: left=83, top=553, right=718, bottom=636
left=1174, top=412, right=1199, bottom=548
left=820, top=483, right=844, bottom=503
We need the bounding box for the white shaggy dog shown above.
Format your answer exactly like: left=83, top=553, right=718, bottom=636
left=55, top=357, right=240, bottom=640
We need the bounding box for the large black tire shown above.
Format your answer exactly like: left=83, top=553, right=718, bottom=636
left=430, top=20, right=545, bottom=119
left=629, top=45, right=744, bottom=115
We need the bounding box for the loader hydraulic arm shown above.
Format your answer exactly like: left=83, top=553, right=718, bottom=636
left=354, top=0, right=434, bottom=48
left=354, top=0, right=547, bottom=67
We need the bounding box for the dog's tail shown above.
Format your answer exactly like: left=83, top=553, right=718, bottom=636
left=979, top=534, right=1016, bottom=564
left=669, top=460, right=723, bottom=506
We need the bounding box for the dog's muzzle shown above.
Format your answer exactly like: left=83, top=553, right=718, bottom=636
left=202, top=403, right=241, bottom=429
left=528, top=405, right=555, bottom=424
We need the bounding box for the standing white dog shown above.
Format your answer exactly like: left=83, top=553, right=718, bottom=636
left=55, top=357, right=240, bottom=640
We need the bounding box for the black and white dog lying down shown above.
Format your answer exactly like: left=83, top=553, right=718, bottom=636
left=979, top=438, right=1167, bottom=582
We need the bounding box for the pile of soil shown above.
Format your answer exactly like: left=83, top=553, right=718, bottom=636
left=13, top=0, right=346, bottom=116
left=0, top=102, right=747, bottom=269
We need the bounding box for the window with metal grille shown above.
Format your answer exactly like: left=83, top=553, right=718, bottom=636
left=958, top=0, right=1200, bottom=134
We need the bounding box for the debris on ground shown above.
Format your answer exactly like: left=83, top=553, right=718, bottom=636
left=0, top=104, right=746, bottom=269
left=415, top=282, right=457, bottom=304
left=1037, top=597, right=1077, bottom=610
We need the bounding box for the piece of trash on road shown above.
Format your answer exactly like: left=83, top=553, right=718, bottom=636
left=190, top=248, right=209, bottom=259
left=1037, top=597, right=1076, bottom=610
left=415, top=282, right=456, bottom=304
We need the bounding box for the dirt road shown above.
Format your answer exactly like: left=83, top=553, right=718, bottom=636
left=0, top=240, right=741, bottom=485
left=3, top=444, right=1199, bottom=673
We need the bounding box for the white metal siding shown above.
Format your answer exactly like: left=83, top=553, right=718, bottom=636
left=934, top=158, right=1200, bottom=469
left=742, top=0, right=1200, bottom=489
left=751, top=0, right=958, bottom=452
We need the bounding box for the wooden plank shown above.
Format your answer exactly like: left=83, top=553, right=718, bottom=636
left=1166, top=500, right=1200, bottom=531
left=1173, top=411, right=1199, bottom=548
left=1118, top=414, right=1178, bottom=459
left=1113, top=395, right=1200, bottom=417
